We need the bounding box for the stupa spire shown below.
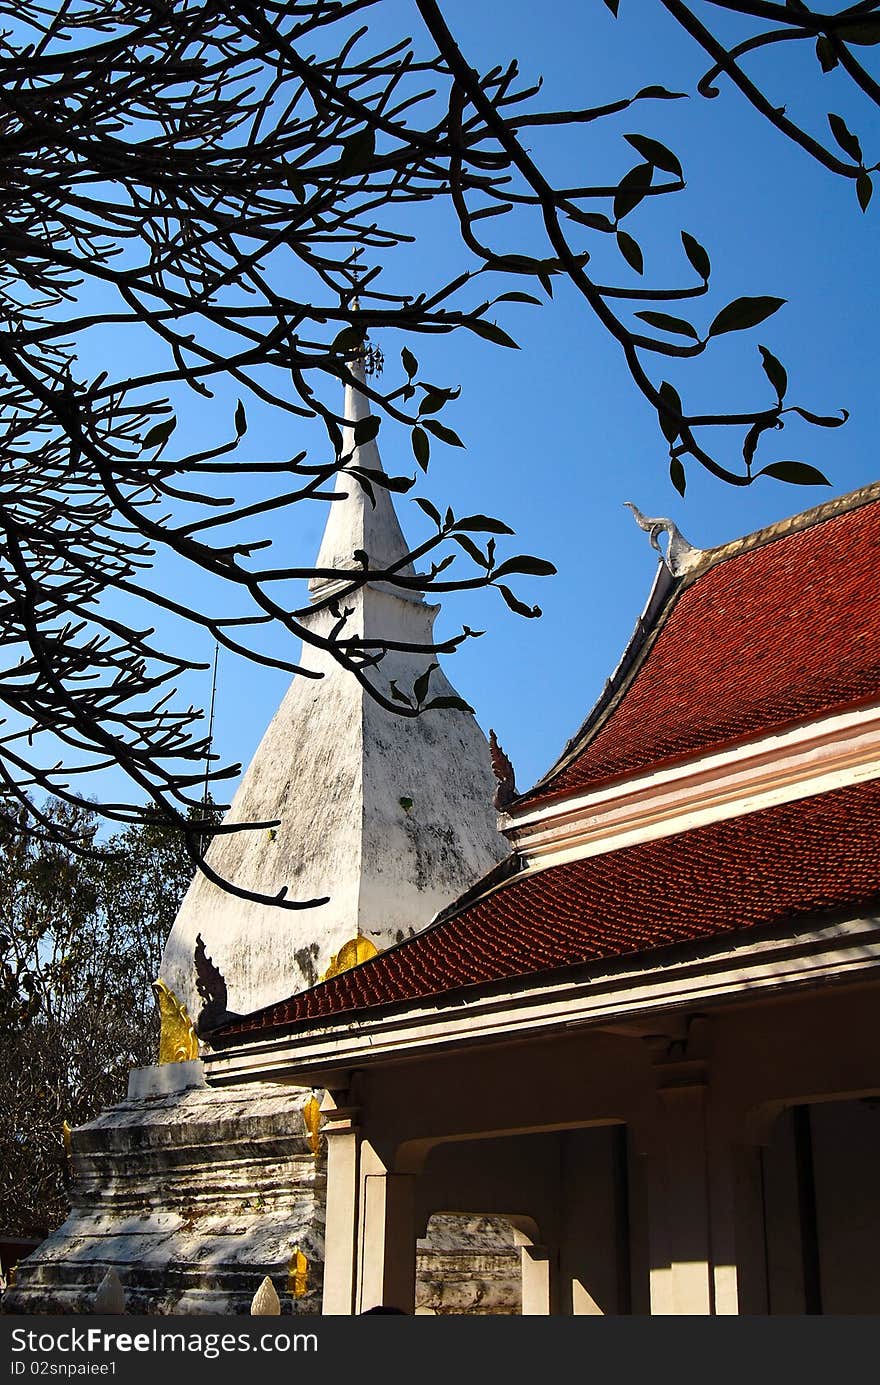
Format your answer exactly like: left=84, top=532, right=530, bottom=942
left=310, top=361, right=418, bottom=599
left=158, top=358, right=507, bottom=1027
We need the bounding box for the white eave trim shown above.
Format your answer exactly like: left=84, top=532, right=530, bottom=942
left=505, top=700, right=880, bottom=874
left=203, top=915, right=880, bottom=1086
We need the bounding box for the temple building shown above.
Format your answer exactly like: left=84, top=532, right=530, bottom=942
left=203, top=480, right=880, bottom=1316
left=9, top=403, right=880, bottom=1312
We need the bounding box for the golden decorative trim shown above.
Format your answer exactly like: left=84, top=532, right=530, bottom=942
left=153, top=979, right=199, bottom=1064
left=302, top=1093, right=322, bottom=1156
left=321, top=933, right=378, bottom=981
left=287, top=1247, right=309, bottom=1299
left=61, top=1119, right=74, bottom=1173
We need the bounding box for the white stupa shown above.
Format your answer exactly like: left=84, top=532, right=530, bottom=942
left=160, top=364, right=507, bottom=1024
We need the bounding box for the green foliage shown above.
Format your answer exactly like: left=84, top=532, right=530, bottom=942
left=0, top=797, right=211, bottom=1238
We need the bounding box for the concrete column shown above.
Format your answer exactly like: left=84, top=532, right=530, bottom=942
left=647, top=1083, right=713, bottom=1315
left=321, top=1103, right=360, bottom=1316
left=705, top=1130, right=740, bottom=1315
left=520, top=1244, right=553, bottom=1316
left=356, top=1144, right=417, bottom=1314
left=730, top=1140, right=770, bottom=1315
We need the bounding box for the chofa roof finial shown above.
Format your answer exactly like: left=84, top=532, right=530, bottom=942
left=488, top=729, right=517, bottom=810
left=624, top=502, right=703, bottom=577
left=194, top=933, right=239, bottom=1035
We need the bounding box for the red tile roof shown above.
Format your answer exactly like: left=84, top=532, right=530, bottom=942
left=212, top=776, right=880, bottom=1043
left=521, top=488, right=880, bottom=803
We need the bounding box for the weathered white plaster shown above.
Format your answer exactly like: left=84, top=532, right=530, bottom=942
left=127, top=1060, right=206, bottom=1100
left=4, top=1081, right=326, bottom=1315
left=160, top=370, right=506, bottom=1022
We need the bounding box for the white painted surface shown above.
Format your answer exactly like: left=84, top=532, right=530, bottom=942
left=510, top=700, right=880, bottom=873
left=127, top=1060, right=205, bottom=1099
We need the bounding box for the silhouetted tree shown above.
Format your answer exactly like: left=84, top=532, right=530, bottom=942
left=1, top=0, right=873, bottom=899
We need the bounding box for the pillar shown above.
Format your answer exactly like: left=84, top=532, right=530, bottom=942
left=647, top=1082, right=714, bottom=1314
left=520, top=1244, right=553, bottom=1315
left=321, top=1095, right=361, bottom=1316
left=356, top=1143, right=417, bottom=1314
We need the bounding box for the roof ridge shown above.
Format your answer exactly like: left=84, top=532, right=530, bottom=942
left=513, top=477, right=880, bottom=808
left=696, top=477, right=880, bottom=573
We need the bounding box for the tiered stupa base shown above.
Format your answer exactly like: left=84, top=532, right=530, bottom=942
left=4, top=1067, right=324, bottom=1315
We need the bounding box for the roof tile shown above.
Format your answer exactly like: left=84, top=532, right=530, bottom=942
left=214, top=776, right=880, bottom=1042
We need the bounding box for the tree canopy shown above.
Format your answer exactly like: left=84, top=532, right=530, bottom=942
left=2, top=0, right=877, bottom=903
left=0, top=798, right=201, bottom=1236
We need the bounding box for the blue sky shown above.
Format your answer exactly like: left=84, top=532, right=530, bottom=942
left=71, top=1, right=880, bottom=814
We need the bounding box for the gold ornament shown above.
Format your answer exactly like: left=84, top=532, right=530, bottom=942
left=152, top=979, right=199, bottom=1064
left=321, top=933, right=378, bottom=981
left=302, top=1093, right=322, bottom=1156
left=287, top=1247, right=309, bottom=1299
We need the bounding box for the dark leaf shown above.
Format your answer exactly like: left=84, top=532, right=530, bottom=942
left=455, top=514, right=515, bottom=535
left=142, top=416, right=176, bottom=450
left=331, top=326, right=364, bottom=355
left=492, top=555, right=558, bottom=579
left=624, top=133, right=682, bottom=179
left=498, top=585, right=541, bottom=618
left=815, top=35, right=838, bottom=72
left=349, top=465, right=413, bottom=494
left=828, top=112, right=862, bottom=163
left=411, top=426, right=430, bottom=472
left=500, top=253, right=557, bottom=275
left=414, top=495, right=441, bottom=528
left=423, top=419, right=465, bottom=448
left=634, top=85, right=687, bottom=101
left=708, top=296, right=785, bottom=338
left=681, top=231, right=711, bottom=280
left=338, top=126, right=375, bottom=175
left=470, top=318, right=520, bottom=349
left=413, top=662, right=439, bottom=706
left=424, top=694, right=474, bottom=713
left=758, top=345, right=787, bottom=399
left=617, top=230, right=643, bottom=274
left=787, top=405, right=849, bottom=428
left=658, top=380, right=684, bottom=445
left=614, top=162, right=653, bottom=221
left=603, top=0, right=619, bottom=14
left=742, top=419, right=766, bottom=470
left=495, top=290, right=543, bottom=306
left=354, top=471, right=374, bottom=507
left=419, top=390, right=447, bottom=415
left=576, top=212, right=615, bottom=233
left=387, top=680, right=411, bottom=706
left=453, top=533, right=489, bottom=567
left=635, top=310, right=699, bottom=340
left=857, top=170, right=873, bottom=211
left=401, top=347, right=418, bottom=378
left=354, top=414, right=380, bottom=445
left=758, top=460, right=831, bottom=486
left=234, top=400, right=247, bottom=437
left=670, top=457, right=686, bottom=496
